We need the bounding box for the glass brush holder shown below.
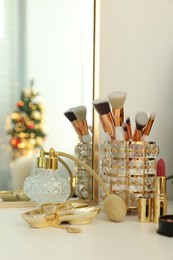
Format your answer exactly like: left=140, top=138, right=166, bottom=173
left=74, top=142, right=93, bottom=200
left=99, top=140, right=159, bottom=210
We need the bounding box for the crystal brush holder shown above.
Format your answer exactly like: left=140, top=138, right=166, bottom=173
left=99, top=140, right=159, bottom=210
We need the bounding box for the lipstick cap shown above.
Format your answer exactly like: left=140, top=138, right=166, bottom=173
left=138, top=196, right=152, bottom=223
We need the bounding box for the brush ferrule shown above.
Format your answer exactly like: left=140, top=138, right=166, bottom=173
left=133, top=128, right=143, bottom=141
left=143, top=118, right=155, bottom=136
left=101, top=113, right=115, bottom=139
left=77, top=120, right=89, bottom=136
left=112, top=107, right=124, bottom=126
left=72, top=121, right=83, bottom=142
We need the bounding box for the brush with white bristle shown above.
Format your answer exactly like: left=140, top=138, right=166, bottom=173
left=133, top=111, right=148, bottom=141
left=93, top=99, right=115, bottom=140
left=107, top=91, right=127, bottom=126
left=72, top=105, right=90, bottom=142
left=141, top=112, right=156, bottom=141
left=107, top=91, right=127, bottom=141
left=64, top=110, right=82, bottom=142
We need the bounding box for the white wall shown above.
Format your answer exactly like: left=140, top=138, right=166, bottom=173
left=99, top=0, right=173, bottom=199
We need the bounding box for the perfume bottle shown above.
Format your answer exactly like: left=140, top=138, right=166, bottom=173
left=24, top=149, right=71, bottom=204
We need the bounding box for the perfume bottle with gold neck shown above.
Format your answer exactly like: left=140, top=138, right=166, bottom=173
left=23, top=148, right=71, bottom=204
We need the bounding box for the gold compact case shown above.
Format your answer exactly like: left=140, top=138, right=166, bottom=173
left=21, top=201, right=100, bottom=228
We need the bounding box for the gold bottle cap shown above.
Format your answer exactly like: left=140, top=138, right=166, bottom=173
left=45, top=157, right=58, bottom=170
left=45, top=148, right=58, bottom=170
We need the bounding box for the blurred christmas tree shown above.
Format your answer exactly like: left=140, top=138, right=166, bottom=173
left=6, top=80, right=46, bottom=156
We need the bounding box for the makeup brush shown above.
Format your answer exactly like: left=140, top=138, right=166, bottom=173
left=107, top=91, right=127, bottom=140
left=93, top=99, right=115, bottom=139
left=72, top=105, right=90, bottom=142
left=133, top=111, right=148, bottom=141
left=64, top=111, right=82, bottom=142
left=126, top=116, right=133, bottom=141
left=141, top=112, right=156, bottom=141
left=122, top=122, right=128, bottom=141
left=107, top=91, right=127, bottom=126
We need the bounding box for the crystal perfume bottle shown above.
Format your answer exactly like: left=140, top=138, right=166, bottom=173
left=24, top=148, right=71, bottom=204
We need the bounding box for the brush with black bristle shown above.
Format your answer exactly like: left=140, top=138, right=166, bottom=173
left=64, top=110, right=82, bottom=142
left=133, top=111, right=148, bottom=141
left=93, top=99, right=115, bottom=140
left=126, top=116, right=133, bottom=141
left=72, top=105, right=91, bottom=142
left=122, top=122, right=129, bottom=141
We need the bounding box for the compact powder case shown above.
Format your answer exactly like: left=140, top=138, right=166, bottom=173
left=157, top=215, right=173, bottom=237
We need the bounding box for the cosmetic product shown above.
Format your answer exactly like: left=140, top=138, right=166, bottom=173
left=133, top=111, right=148, bottom=141
left=64, top=111, right=82, bottom=142
left=157, top=215, right=173, bottom=237
left=138, top=195, right=152, bottom=223
left=142, top=112, right=156, bottom=141
left=93, top=99, right=115, bottom=139
left=122, top=123, right=128, bottom=141
left=153, top=158, right=167, bottom=224
left=107, top=91, right=127, bottom=141
left=72, top=106, right=90, bottom=142
left=126, top=116, right=133, bottom=141
left=107, top=91, right=127, bottom=126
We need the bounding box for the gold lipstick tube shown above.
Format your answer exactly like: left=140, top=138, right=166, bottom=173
left=138, top=196, right=152, bottom=223
left=112, top=107, right=124, bottom=126
left=101, top=113, right=115, bottom=139
left=153, top=177, right=167, bottom=223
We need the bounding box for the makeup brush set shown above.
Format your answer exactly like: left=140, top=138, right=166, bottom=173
left=95, top=91, right=160, bottom=210
left=93, top=90, right=156, bottom=142
left=64, top=106, right=92, bottom=200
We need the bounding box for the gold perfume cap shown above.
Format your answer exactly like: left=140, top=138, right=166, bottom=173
left=36, top=156, right=46, bottom=168
left=45, top=147, right=58, bottom=170
left=45, top=157, right=58, bottom=170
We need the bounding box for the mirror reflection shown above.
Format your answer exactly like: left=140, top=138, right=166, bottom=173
left=0, top=0, right=95, bottom=196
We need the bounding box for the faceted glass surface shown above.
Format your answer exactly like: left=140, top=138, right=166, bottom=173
left=99, top=140, right=159, bottom=210
left=74, top=142, right=93, bottom=199
left=24, top=168, right=71, bottom=204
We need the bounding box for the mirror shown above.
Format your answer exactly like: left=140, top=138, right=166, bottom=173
left=0, top=0, right=98, bottom=203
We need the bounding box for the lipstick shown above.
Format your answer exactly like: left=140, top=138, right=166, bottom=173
left=153, top=158, right=167, bottom=223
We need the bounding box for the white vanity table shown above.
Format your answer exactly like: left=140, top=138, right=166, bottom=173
left=0, top=201, right=172, bottom=260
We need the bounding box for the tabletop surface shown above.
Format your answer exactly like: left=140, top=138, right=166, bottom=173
left=0, top=201, right=172, bottom=260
